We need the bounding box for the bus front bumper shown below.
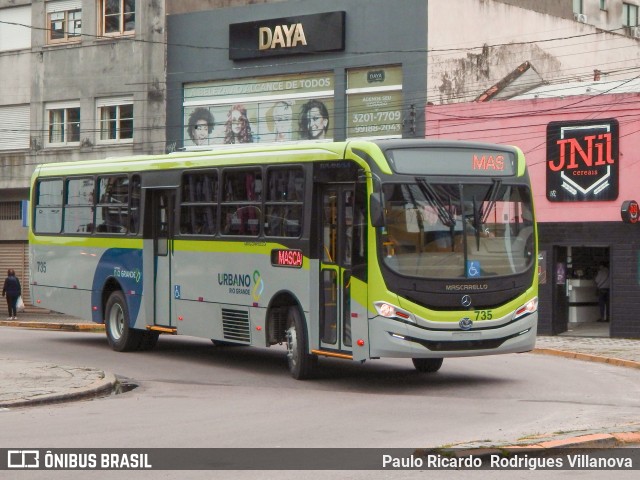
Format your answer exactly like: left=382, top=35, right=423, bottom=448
left=367, top=313, right=538, bottom=359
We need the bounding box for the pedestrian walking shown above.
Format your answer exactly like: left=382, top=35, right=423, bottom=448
left=2, top=269, right=22, bottom=320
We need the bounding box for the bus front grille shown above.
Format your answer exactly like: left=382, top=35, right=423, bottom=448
left=221, top=308, right=251, bottom=343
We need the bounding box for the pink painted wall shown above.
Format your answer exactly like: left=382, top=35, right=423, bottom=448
left=425, top=94, right=640, bottom=223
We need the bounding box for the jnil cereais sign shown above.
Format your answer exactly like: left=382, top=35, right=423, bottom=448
left=546, top=119, right=619, bottom=202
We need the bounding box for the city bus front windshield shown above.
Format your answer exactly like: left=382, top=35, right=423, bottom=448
left=381, top=180, right=534, bottom=279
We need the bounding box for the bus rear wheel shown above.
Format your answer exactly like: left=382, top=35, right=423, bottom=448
left=105, top=291, right=143, bottom=352
left=285, top=307, right=315, bottom=380
left=412, top=358, right=443, bottom=373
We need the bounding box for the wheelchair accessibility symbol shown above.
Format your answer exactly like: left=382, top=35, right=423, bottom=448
left=467, top=261, right=481, bottom=278
left=174, top=285, right=181, bottom=299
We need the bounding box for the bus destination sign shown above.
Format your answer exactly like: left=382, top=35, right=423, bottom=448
left=271, top=249, right=304, bottom=268
left=387, top=147, right=516, bottom=176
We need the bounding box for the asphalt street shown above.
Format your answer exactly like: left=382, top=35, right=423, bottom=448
left=1, top=311, right=639, bottom=452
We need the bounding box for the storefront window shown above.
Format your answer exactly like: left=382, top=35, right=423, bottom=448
left=346, top=65, right=403, bottom=139
left=183, top=72, right=334, bottom=146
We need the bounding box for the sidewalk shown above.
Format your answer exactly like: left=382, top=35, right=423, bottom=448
left=1, top=311, right=639, bottom=449
left=0, top=358, right=116, bottom=409
left=0, top=310, right=105, bottom=332
left=0, top=311, right=115, bottom=408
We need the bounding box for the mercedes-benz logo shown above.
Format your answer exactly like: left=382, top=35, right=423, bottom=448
left=459, top=317, right=473, bottom=330
left=461, top=295, right=472, bottom=307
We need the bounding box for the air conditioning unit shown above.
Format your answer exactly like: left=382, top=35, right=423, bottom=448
left=574, top=13, right=588, bottom=23
left=632, top=26, right=640, bottom=39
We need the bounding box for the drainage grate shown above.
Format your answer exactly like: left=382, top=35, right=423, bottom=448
left=221, top=308, right=251, bottom=343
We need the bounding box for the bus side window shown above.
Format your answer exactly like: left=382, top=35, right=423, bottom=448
left=63, top=177, right=95, bottom=234
left=34, top=179, right=64, bottom=234
left=221, top=169, right=261, bottom=236
left=97, top=176, right=129, bottom=234
left=264, top=167, right=304, bottom=238
left=180, top=171, right=217, bottom=236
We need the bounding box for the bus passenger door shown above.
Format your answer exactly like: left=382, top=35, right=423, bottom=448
left=151, top=190, right=175, bottom=327
left=319, top=185, right=368, bottom=360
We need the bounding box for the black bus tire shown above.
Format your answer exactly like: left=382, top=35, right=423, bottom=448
left=412, top=357, right=443, bottom=373
left=285, top=307, right=315, bottom=380
left=105, top=290, right=142, bottom=352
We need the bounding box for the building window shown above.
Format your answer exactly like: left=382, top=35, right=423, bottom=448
left=46, top=105, right=80, bottom=145
left=99, top=0, right=135, bottom=36
left=600, top=0, right=607, bottom=10
left=0, top=104, right=30, bottom=150
left=183, top=71, right=335, bottom=147
left=623, top=3, right=639, bottom=26
left=573, top=0, right=583, bottom=14
left=0, top=201, right=22, bottom=221
left=97, top=100, right=133, bottom=142
left=0, top=5, right=32, bottom=52
left=47, top=2, right=82, bottom=44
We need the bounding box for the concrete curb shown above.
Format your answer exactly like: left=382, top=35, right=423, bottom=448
left=0, top=369, right=117, bottom=409
left=426, top=431, right=640, bottom=458
left=532, top=347, right=640, bottom=369
left=0, top=320, right=105, bottom=332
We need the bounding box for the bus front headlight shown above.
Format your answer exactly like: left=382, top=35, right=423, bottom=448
left=514, top=297, right=538, bottom=320
left=374, top=302, right=414, bottom=323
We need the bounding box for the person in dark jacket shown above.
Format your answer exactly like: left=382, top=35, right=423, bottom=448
left=2, top=269, right=21, bottom=320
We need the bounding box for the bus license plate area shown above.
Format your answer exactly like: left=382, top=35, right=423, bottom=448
left=452, top=331, right=482, bottom=339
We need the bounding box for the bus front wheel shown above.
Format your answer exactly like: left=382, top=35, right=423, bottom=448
left=412, top=358, right=443, bottom=373
left=285, top=307, right=315, bottom=380
left=105, top=291, right=142, bottom=352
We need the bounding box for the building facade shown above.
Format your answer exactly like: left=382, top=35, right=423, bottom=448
left=0, top=0, right=166, bottom=300
left=498, top=0, right=640, bottom=34
left=165, top=0, right=428, bottom=150
left=426, top=86, right=640, bottom=338
left=427, top=0, right=640, bottom=104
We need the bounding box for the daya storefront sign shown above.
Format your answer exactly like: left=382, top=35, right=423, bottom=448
left=229, top=11, right=345, bottom=60
left=546, top=119, right=619, bottom=202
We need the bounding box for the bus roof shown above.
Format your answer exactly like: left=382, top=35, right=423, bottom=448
left=31, top=138, right=523, bottom=178
left=33, top=141, right=355, bottom=178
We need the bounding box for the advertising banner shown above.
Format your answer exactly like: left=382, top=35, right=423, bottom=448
left=183, top=72, right=334, bottom=146
left=346, top=65, right=403, bottom=139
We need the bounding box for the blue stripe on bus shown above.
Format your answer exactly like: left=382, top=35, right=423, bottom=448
left=91, top=248, right=143, bottom=324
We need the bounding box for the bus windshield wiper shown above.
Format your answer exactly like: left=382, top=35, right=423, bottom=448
left=415, top=177, right=456, bottom=228
left=472, top=196, right=481, bottom=250
left=480, top=179, right=502, bottom=224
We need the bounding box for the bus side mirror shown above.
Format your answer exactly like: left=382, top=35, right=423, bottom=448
left=370, top=193, right=385, bottom=227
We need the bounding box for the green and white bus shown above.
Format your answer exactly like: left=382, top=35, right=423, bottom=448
left=29, top=139, right=538, bottom=379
